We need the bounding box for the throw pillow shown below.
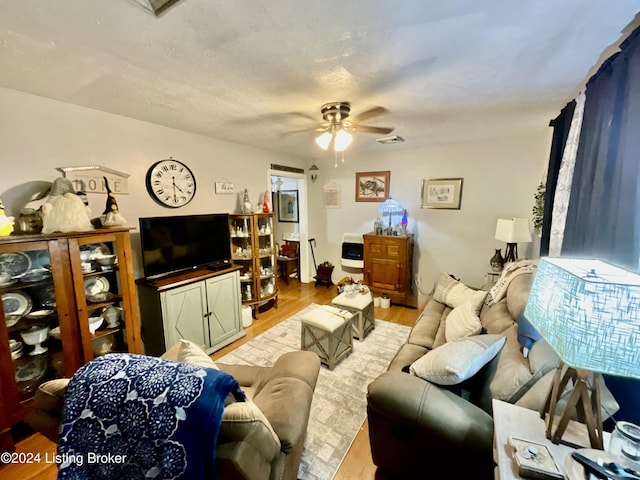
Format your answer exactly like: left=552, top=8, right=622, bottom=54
left=410, top=334, right=506, bottom=385
left=445, top=302, right=482, bottom=342
left=175, top=339, right=219, bottom=369
left=517, top=311, right=541, bottom=358
left=432, top=273, right=487, bottom=314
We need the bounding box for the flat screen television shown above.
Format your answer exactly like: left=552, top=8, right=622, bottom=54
left=139, top=213, right=231, bottom=280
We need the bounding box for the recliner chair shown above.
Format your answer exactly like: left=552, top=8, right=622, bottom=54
left=27, top=340, right=321, bottom=480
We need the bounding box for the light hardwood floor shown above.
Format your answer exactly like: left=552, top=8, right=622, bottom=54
left=1, top=279, right=421, bottom=480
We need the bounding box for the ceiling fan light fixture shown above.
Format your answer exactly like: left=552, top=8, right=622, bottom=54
left=334, top=129, right=353, bottom=152
left=315, top=131, right=332, bottom=150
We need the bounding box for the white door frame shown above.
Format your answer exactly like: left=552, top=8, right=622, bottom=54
left=267, top=169, right=311, bottom=283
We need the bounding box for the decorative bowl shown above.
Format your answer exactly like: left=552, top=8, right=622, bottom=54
left=95, top=255, right=117, bottom=266
left=49, top=326, right=61, bottom=340
left=88, top=316, right=104, bottom=334
left=20, top=325, right=49, bottom=345
left=20, top=325, right=49, bottom=355
left=102, top=306, right=122, bottom=328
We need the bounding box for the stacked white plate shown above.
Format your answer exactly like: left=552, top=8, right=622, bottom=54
left=9, top=339, right=23, bottom=360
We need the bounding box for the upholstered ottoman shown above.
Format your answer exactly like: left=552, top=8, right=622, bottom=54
left=332, top=291, right=375, bottom=341
left=301, top=305, right=354, bottom=370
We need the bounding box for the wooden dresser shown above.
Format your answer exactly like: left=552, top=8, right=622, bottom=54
left=363, top=233, right=417, bottom=308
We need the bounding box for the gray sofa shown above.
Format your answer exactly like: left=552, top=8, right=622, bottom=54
left=367, top=271, right=617, bottom=479
left=27, top=341, right=321, bottom=480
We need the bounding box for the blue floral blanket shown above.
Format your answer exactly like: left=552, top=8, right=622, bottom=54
left=57, top=353, right=244, bottom=480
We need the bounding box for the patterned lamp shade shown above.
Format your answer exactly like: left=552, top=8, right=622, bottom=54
left=524, top=257, right=640, bottom=379
left=377, top=197, right=404, bottom=215
left=378, top=197, right=404, bottom=232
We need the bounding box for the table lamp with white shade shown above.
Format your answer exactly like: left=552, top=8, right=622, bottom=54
left=495, top=218, right=532, bottom=263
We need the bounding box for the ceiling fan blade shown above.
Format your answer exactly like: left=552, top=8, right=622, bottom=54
left=351, top=106, right=389, bottom=124
left=351, top=125, right=394, bottom=135
left=281, top=125, right=328, bottom=136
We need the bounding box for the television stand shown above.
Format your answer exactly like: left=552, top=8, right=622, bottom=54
left=137, top=266, right=245, bottom=356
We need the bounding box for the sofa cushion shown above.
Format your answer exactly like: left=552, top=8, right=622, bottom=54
left=387, top=343, right=429, bottom=372
left=515, top=369, right=620, bottom=421
left=505, top=274, right=534, bottom=320
left=445, top=302, right=482, bottom=342
left=479, top=299, right=514, bottom=334
left=409, top=334, right=506, bottom=385
left=432, top=273, right=487, bottom=314
left=487, top=325, right=533, bottom=401
left=407, top=300, right=449, bottom=349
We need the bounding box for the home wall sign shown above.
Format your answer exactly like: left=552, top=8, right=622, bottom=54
left=214, top=180, right=235, bottom=194
left=57, top=166, right=130, bottom=195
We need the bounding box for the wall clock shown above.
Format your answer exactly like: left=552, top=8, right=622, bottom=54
left=145, top=158, right=196, bottom=208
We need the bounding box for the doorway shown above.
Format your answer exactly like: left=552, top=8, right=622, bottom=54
left=268, top=169, right=311, bottom=283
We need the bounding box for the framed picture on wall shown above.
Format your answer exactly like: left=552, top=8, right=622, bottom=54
left=278, top=190, right=299, bottom=223
left=355, top=171, right=390, bottom=202
left=421, top=178, right=463, bottom=209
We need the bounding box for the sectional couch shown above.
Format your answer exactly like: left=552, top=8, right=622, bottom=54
left=367, top=268, right=618, bottom=479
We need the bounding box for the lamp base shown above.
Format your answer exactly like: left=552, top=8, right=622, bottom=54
left=541, top=362, right=604, bottom=450
left=504, top=243, right=518, bottom=263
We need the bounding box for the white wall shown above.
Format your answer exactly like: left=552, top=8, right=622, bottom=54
left=0, top=87, right=551, bottom=293
left=307, top=131, right=551, bottom=295
left=0, top=87, right=303, bottom=278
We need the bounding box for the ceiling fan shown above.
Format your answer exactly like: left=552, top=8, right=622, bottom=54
left=313, top=102, right=394, bottom=156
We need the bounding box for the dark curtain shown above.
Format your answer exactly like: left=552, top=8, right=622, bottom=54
left=561, top=26, right=640, bottom=425
left=562, top=27, right=640, bottom=271
left=540, top=100, right=576, bottom=256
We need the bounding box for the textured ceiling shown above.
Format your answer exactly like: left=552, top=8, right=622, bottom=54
left=0, top=0, right=638, bottom=159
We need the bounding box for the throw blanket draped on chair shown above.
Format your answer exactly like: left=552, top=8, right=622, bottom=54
left=57, top=353, right=244, bottom=480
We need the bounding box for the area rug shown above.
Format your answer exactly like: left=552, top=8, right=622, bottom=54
left=216, top=305, right=411, bottom=480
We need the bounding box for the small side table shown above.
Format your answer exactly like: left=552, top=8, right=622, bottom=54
left=493, top=399, right=610, bottom=479
left=486, top=271, right=501, bottom=290
left=331, top=291, right=375, bottom=341
left=301, top=305, right=354, bottom=370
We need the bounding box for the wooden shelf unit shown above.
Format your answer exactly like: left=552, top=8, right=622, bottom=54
left=0, top=228, right=142, bottom=450
left=229, top=213, right=278, bottom=318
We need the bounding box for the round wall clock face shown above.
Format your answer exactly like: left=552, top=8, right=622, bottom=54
left=145, top=159, right=197, bottom=208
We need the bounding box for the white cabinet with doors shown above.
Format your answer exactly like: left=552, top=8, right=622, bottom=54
left=137, top=266, right=245, bottom=356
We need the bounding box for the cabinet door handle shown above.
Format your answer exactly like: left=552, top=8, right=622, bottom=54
left=204, top=312, right=211, bottom=318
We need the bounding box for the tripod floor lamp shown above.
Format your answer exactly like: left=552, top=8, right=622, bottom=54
left=524, top=257, right=640, bottom=449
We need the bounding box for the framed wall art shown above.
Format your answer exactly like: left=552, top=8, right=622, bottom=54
left=421, top=178, right=463, bottom=209
left=278, top=190, right=299, bottom=223
left=355, top=171, right=390, bottom=202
